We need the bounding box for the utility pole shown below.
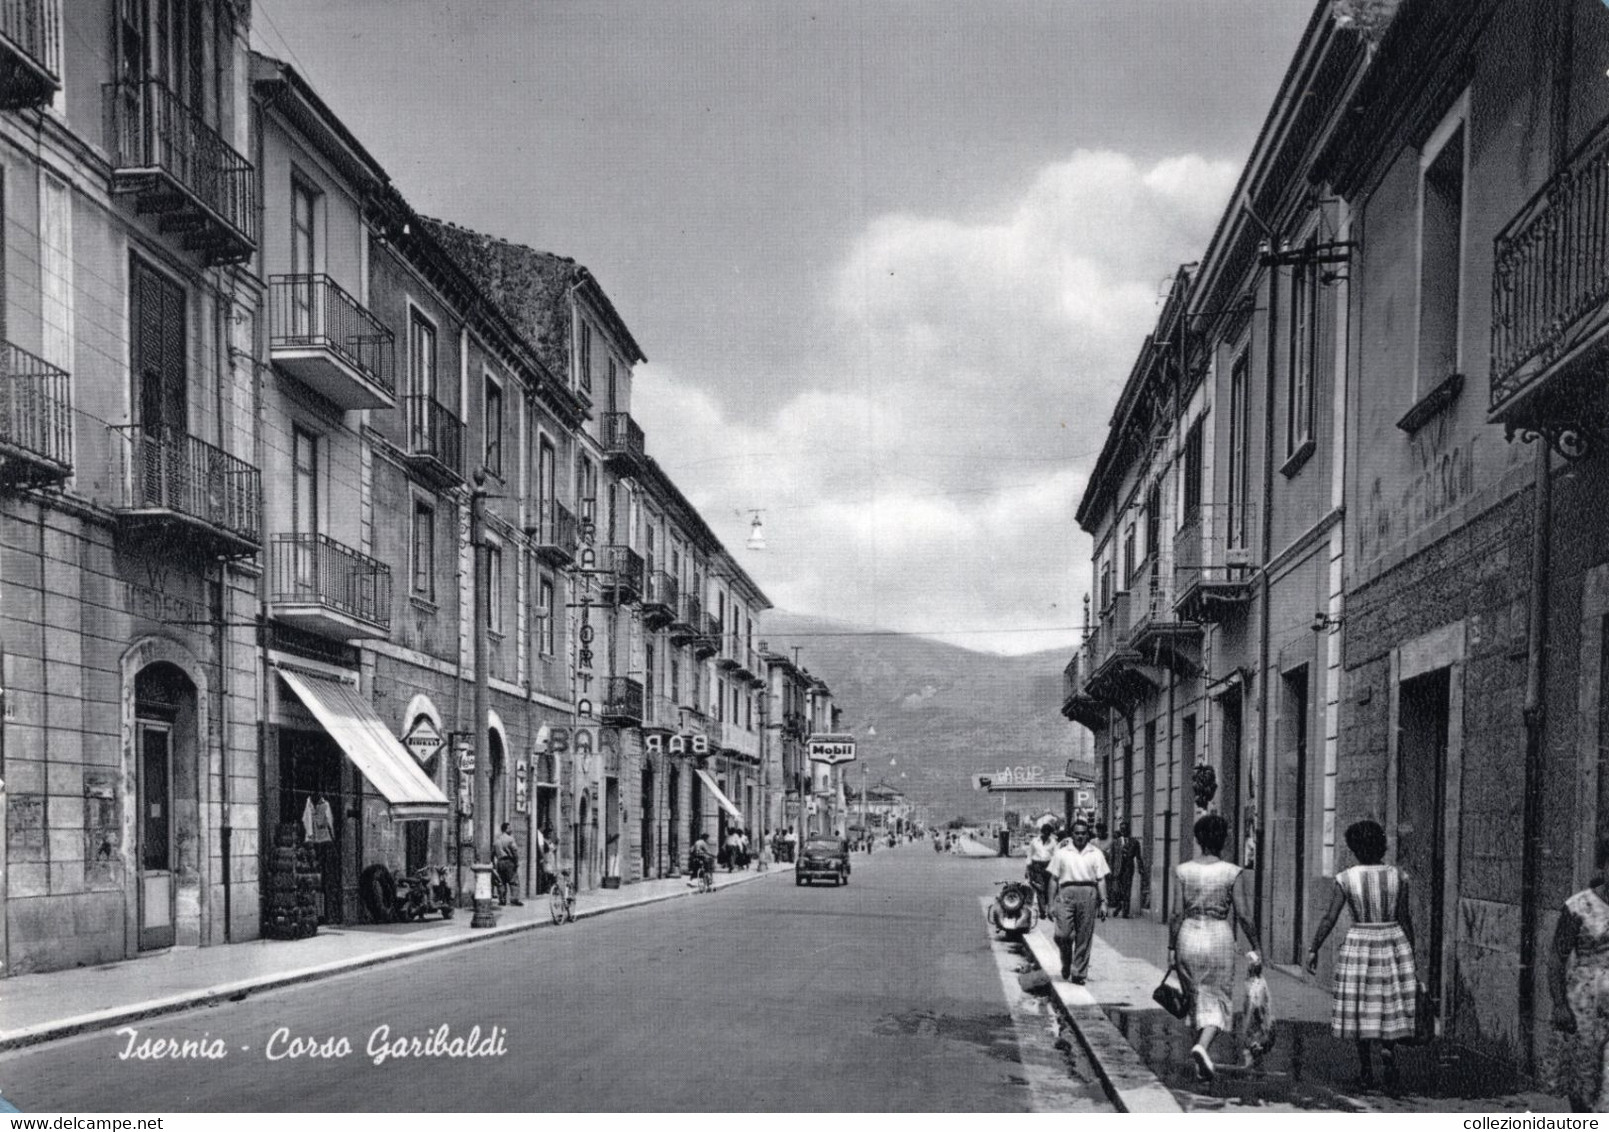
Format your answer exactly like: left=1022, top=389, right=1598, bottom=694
left=470, top=470, right=497, bottom=928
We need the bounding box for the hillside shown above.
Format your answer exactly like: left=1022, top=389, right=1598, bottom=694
left=759, top=612, right=1095, bottom=824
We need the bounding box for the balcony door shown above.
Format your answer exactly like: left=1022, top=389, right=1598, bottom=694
left=132, top=259, right=186, bottom=508
left=136, top=719, right=175, bottom=950
left=291, top=425, right=319, bottom=593
left=289, top=179, right=318, bottom=338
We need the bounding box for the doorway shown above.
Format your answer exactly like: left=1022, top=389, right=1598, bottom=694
left=134, top=661, right=195, bottom=951
left=667, top=765, right=681, bottom=872
left=641, top=762, right=656, bottom=878
left=1219, top=690, right=1244, bottom=865
left=605, top=775, right=621, bottom=883
left=689, top=770, right=704, bottom=859
left=136, top=720, right=174, bottom=950
left=1281, top=666, right=1311, bottom=964
left=576, top=792, right=593, bottom=890
left=1398, top=666, right=1452, bottom=1026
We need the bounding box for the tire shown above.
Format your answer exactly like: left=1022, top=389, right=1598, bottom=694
left=359, top=864, right=397, bottom=923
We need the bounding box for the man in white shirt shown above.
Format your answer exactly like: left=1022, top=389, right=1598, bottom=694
left=1027, top=823, right=1058, bottom=916
left=1047, top=820, right=1110, bottom=984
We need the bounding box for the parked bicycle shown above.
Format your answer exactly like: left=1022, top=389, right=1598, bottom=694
left=548, top=867, right=576, bottom=924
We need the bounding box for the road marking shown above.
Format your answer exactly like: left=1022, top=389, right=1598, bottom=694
left=979, top=897, right=1112, bottom=1113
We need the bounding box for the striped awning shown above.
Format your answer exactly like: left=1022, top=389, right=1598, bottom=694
left=694, top=768, right=743, bottom=820
left=277, top=667, right=450, bottom=820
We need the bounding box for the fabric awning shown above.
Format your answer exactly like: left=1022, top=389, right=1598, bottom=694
left=695, top=768, right=743, bottom=820
left=277, top=667, right=451, bottom=820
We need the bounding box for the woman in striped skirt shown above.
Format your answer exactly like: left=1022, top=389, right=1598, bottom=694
left=1307, top=819, right=1419, bottom=1091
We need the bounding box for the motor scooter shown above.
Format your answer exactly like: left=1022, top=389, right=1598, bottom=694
left=394, top=865, right=455, bottom=920
left=987, top=877, right=1038, bottom=938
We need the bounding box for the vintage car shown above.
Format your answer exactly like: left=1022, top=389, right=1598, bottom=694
left=795, top=835, right=852, bottom=886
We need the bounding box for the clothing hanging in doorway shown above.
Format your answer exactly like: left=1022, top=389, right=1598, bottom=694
left=303, top=794, right=335, bottom=844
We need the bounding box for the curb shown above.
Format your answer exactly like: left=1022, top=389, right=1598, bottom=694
left=1020, top=924, right=1183, bottom=1114
left=0, top=866, right=785, bottom=1054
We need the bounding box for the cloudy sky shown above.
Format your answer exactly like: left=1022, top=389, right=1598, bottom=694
left=255, top=0, right=1310, bottom=655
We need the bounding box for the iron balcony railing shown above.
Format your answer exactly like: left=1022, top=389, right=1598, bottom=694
left=644, top=693, right=678, bottom=730
left=1173, top=503, right=1257, bottom=602
left=1492, top=115, right=1609, bottom=413
left=601, top=676, right=644, bottom=725
left=113, top=426, right=262, bottom=547
left=270, top=533, right=393, bottom=632
left=105, top=79, right=256, bottom=256
left=529, top=498, right=579, bottom=562
left=404, top=395, right=464, bottom=478
left=1094, top=591, right=1134, bottom=671
left=268, top=275, right=395, bottom=397
left=0, top=342, right=71, bottom=475
left=601, top=545, right=645, bottom=597
left=646, top=569, right=678, bottom=610
left=675, top=591, right=703, bottom=631
left=0, top=1, right=60, bottom=106
left=602, top=412, right=645, bottom=464
left=703, top=612, right=723, bottom=642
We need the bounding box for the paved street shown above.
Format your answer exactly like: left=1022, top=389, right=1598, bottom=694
left=0, top=845, right=1108, bottom=1112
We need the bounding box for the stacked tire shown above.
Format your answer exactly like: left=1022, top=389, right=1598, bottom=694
left=262, top=823, right=320, bottom=939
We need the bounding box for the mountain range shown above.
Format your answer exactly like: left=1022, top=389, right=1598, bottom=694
left=758, top=612, right=1095, bottom=824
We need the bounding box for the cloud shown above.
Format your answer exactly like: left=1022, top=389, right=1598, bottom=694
left=635, top=149, right=1236, bottom=654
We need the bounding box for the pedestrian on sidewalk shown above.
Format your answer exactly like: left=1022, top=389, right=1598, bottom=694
left=1170, top=813, right=1260, bottom=1082
left=1549, top=836, right=1609, bottom=1112
left=1109, top=821, right=1150, bottom=918
left=1027, top=823, right=1057, bottom=916
left=1048, top=819, right=1110, bottom=984
left=493, top=823, right=523, bottom=906
left=1306, top=818, right=1417, bottom=1092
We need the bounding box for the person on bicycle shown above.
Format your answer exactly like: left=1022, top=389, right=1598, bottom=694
left=688, top=831, right=715, bottom=887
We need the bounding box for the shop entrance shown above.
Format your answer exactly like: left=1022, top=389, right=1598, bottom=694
left=135, top=661, right=195, bottom=951
left=667, top=765, right=681, bottom=871
left=1398, top=666, right=1452, bottom=1029
left=641, top=762, right=656, bottom=878
left=604, top=775, right=620, bottom=884
left=278, top=728, right=356, bottom=924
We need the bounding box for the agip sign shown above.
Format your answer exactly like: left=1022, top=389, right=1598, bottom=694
left=807, top=734, right=857, bottom=765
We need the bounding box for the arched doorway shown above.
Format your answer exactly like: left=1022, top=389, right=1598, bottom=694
left=134, top=661, right=197, bottom=951
left=577, top=792, right=594, bottom=890
left=688, top=770, right=704, bottom=859
left=641, top=760, right=656, bottom=878
left=489, top=728, right=507, bottom=829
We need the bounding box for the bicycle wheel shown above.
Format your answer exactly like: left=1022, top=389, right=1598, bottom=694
left=548, top=884, right=568, bottom=924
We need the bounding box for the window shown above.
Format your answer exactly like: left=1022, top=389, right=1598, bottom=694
left=1099, top=560, right=1113, bottom=609
left=607, top=358, right=618, bottom=411
left=715, top=676, right=725, bottom=723
left=412, top=498, right=435, bottom=600
left=579, top=320, right=592, bottom=394
left=538, top=576, right=555, bottom=656
left=484, top=373, right=503, bottom=477
left=1144, top=484, right=1161, bottom=563
left=537, top=434, right=555, bottom=506
left=41, top=173, right=71, bottom=373
left=1122, top=525, right=1136, bottom=586
left=670, top=656, right=681, bottom=704
left=1181, top=418, right=1204, bottom=524
left=409, top=310, right=437, bottom=456
left=1417, top=101, right=1467, bottom=393
left=292, top=426, right=318, bottom=538
left=1228, top=353, right=1250, bottom=549
left=645, top=642, right=656, bottom=707
left=1288, top=248, right=1317, bottom=455
left=577, top=456, right=597, bottom=536
left=486, top=542, right=503, bottom=634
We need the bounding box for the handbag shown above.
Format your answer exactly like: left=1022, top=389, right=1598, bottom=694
left=1152, top=962, right=1193, bottom=1019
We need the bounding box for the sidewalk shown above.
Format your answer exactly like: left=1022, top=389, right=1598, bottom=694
left=1026, top=913, right=1565, bottom=1113
left=0, top=864, right=785, bottom=1052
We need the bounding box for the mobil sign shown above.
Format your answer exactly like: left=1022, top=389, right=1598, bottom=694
left=807, top=734, right=857, bottom=765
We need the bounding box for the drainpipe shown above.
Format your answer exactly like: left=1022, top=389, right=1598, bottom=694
left=1518, top=440, right=1551, bottom=1076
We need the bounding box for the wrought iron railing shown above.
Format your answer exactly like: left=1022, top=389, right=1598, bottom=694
left=268, top=275, right=394, bottom=396
left=530, top=498, right=578, bottom=560
left=703, top=612, right=723, bottom=642
left=645, top=693, right=678, bottom=730
left=0, top=1, right=59, bottom=81
left=404, top=395, right=463, bottom=477
left=270, top=533, right=392, bottom=631
left=602, top=676, right=644, bottom=724
left=602, top=412, right=645, bottom=462
left=1173, top=503, right=1256, bottom=598
left=602, top=545, right=645, bottom=596
left=677, top=591, right=703, bottom=630
left=113, top=426, right=262, bottom=546
left=0, top=342, right=71, bottom=472
left=1094, top=592, right=1134, bottom=670
left=647, top=569, right=678, bottom=609
left=1492, top=116, right=1609, bottom=411
left=104, top=79, right=256, bottom=249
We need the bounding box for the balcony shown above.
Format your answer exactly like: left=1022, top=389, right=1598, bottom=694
left=1085, top=591, right=1159, bottom=707
left=601, top=413, right=647, bottom=474
left=722, top=721, right=760, bottom=763
left=693, top=613, right=722, bottom=660
left=111, top=427, right=261, bottom=558
left=525, top=498, right=579, bottom=567
left=268, top=533, right=392, bottom=640
left=716, top=631, right=741, bottom=671
left=0, top=1, right=59, bottom=110
left=643, top=569, right=678, bottom=630
left=105, top=79, right=256, bottom=266
left=1060, top=642, right=1110, bottom=731
left=1129, top=561, right=1202, bottom=675
left=670, top=591, right=703, bottom=644
left=401, top=395, right=463, bottom=487
left=598, top=545, right=645, bottom=604
left=744, top=646, right=766, bottom=685
left=1172, top=505, right=1255, bottom=624
left=0, top=342, right=71, bottom=488
left=642, top=693, right=678, bottom=734
left=1490, top=115, right=1609, bottom=450
left=268, top=276, right=395, bottom=409
left=600, top=676, right=644, bottom=727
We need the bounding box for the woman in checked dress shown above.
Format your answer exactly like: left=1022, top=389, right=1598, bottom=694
left=1307, top=819, right=1418, bottom=1091
left=1170, top=813, right=1261, bottom=1081
left=1549, top=837, right=1609, bottom=1112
